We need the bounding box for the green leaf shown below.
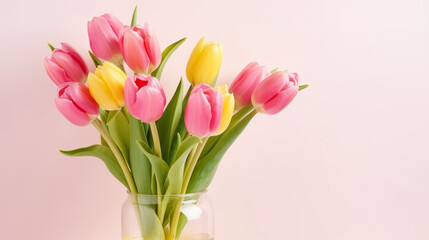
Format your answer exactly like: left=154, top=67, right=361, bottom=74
left=164, top=136, right=200, bottom=192
left=99, top=108, right=108, bottom=123
left=107, top=110, right=130, bottom=163
left=137, top=205, right=165, bottom=240
left=299, top=84, right=309, bottom=91
left=187, top=111, right=257, bottom=193
left=151, top=37, right=187, bottom=79
left=60, top=145, right=129, bottom=189
left=48, top=43, right=55, bottom=51
left=159, top=136, right=200, bottom=222
left=129, top=115, right=152, bottom=194
left=121, top=107, right=130, bottom=122
left=156, top=79, right=184, bottom=165
left=169, top=133, right=182, bottom=165
left=201, top=104, right=253, bottom=157
left=130, top=5, right=138, bottom=27
left=89, top=50, right=102, bottom=67
left=137, top=141, right=169, bottom=193
left=106, top=109, right=121, bottom=124
left=270, top=67, right=279, bottom=73
left=176, top=213, right=188, bottom=240
left=177, top=85, right=193, bottom=138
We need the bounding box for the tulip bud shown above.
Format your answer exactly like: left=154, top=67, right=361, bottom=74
left=119, top=24, right=161, bottom=74
left=88, top=14, right=124, bottom=62
left=88, top=62, right=127, bottom=111
left=44, top=43, right=89, bottom=86
left=55, top=82, right=99, bottom=126
left=186, top=37, right=223, bottom=86
left=212, top=85, right=235, bottom=136
left=124, top=74, right=166, bottom=123
left=229, top=62, right=267, bottom=108
left=251, top=72, right=299, bottom=115
left=185, top=84, right=223, bottom=138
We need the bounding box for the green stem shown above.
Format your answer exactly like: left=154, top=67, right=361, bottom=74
left=230, top=104, right=254, bottom=127
left=93, top=118, right=146, bottom=239
left=150, top=122, right=162, bottom=158
left=182, top=138, right=208, bottom=193
left=169, top=137, right=208, bottom=240
left=92, top=118, right=137, bottom=193
left=149, top=121, right=164, bottom=222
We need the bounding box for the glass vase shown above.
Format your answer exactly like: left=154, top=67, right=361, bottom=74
left=122, top=191, right=214, bottom=240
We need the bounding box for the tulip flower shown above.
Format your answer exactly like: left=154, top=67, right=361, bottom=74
left=251, top=71, right=299, bottom=115
left=55, top=82, right=99, bottom=126
left=229, top=62, right=267, bottom=108
left=88, top=14, right=124, bottom=62
left=119, top=24, right=161, bottom=74
left=213, top=85, right=235, bottom=136
left=186, top=37, right=223, bottom=86
left=44, top=43, right=89, bottom=86
left=88, top=62, right=127, bottom=111
left=124, top=74, right=166, bottom=123
left=185, top=84, right=223, bottom=138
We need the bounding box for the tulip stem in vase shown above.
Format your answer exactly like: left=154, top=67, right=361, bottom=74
left=92, top=118, right=147, bottom=237
left=149, top=121, right=164, bottom=219
left=169, top=137, right=209, bottom=240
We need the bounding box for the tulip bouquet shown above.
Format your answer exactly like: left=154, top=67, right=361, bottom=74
left=44, top=6, right=308, bottom=240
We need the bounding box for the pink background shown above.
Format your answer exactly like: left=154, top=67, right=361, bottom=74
left=1, top=0, right=429, bottom=239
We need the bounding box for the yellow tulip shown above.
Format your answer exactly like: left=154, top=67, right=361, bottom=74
left=186, top=37, right=223, bottom=86
left=213, top=85, right=235, bottom=136
left=88, top=61, right=127, bottom=111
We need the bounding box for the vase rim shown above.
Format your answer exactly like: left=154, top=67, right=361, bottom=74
left=126, top=190, right=207, bottom=197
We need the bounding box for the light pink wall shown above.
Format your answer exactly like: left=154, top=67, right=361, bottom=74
left=1, top=0, right=428, bottom=239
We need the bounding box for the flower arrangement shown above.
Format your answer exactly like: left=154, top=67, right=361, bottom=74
left=44, top=6, right=308, bottom=240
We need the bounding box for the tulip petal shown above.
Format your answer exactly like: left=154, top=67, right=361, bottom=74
left=261, top=86, right=298, bottom=115
left=103, top=14, right=124, bottom=37
left=55, top=98, right=91, bottom=126
left=252, top=71, right=288, bottom=107
left=142, top=23, right=161, bottom=70
left=121, top=26, right=150, bottom=73
left=134, top=86, right=166, bottom=122
left=44, top=57, right=71, bottom=85
left=191, top=43, right=223, bottom=85
left=233, top=62, right=258, bottom=83
left=214, top=85, right=235, bottom=135
left=60, top=42, right=89, bottom=76
left=124, top=77, right=139, bottom=114
left=98, top=62, right=126, bottom=106
left=208, top=88, right=223, bottom=133
left=68, top=83, right=99, bottom=115
left=88, top=16, right=121, bottom=60
left=51, top=51, right=86, bottom=83
left=230, top=62, right=266, bottom=106
left=88, top=72, right=119, bottom=110
left=185, top=88, right=212, bottom=137
left=186, top=37, right=206, bottom=84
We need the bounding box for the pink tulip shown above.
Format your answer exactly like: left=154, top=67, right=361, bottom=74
left=251, top=72, right=299, bottom=115
left=44, top=43, right=89, bottom=86
left=124, top=74, right=166, bottom=123
left=229, top=62, right=267, bottom=108
left=88, top=14, right=124, bottom=61
left=185, top=84, right=223, bottom=138
left=55, top=82, right=99, bottom=126
left=119, top=23, right=161, bottom=74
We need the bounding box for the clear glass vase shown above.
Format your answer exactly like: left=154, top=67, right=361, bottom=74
left=122, top=191, right=214, bottom=240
